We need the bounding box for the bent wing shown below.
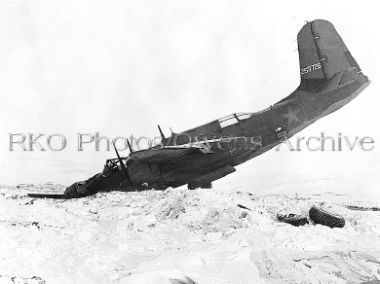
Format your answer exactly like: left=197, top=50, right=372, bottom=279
left=128, top=144, right=213, bottom=163
left=128, top=136, right=260, bottom=164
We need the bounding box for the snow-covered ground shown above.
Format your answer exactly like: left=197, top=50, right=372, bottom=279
left=1, top=180, right=380, bottom=284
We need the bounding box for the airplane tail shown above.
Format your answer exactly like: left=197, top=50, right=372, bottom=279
left=297, top=19, right=366, bottom=91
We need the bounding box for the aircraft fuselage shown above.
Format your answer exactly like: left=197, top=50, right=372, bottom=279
left=27, top=19, right=370, bottom=199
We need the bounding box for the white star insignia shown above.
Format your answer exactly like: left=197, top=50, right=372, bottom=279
left=283, top=108, right=300, bottom=126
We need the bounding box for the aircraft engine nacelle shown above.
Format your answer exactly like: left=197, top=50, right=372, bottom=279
left=187, top=165, right=236, bottom=190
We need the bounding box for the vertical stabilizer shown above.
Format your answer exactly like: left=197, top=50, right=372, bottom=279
left=297, top=20, right=363, bottom=91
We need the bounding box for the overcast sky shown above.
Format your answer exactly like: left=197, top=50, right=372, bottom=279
left=0, top=0, right=379, bottom=187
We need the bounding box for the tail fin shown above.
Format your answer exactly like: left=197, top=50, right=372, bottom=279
left=297, top=19, right=363, bottom=91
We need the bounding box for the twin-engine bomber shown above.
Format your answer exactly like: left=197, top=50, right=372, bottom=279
left=28, top=19, right=370, bottom=199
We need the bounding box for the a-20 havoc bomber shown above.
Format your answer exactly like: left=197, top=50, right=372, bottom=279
left=28, top=19, right=370, bottom=199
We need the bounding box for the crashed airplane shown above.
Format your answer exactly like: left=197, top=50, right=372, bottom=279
left=28, top=19, right=370, bottom=199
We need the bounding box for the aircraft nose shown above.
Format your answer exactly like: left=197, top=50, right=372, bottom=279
left=64, top=182, right=90, bottom=198
left=63, top=184, right=77, bottom=198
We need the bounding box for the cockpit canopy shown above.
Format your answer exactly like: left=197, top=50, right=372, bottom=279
left=218, top=112, right=252, bottom=128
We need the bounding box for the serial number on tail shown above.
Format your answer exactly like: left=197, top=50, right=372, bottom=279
left=300, top=63, right=322, bottom=75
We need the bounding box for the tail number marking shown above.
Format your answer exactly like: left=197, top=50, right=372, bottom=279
left=300, top=63, right=322, bottom=75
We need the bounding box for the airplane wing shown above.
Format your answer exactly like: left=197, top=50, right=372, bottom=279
left=129, top=144, right=213, bottom=163
left=128, top=136, right=261, bottom=164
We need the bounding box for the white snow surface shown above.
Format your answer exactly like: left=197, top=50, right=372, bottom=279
left=0, top=182, right=380, bottom=284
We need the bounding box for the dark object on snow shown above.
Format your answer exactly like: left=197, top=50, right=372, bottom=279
left=237, top=204, right=252, bottom=211
left=277, top=213, right=309, bottom=227
left=170, top=276, right=197, bottom=284
left=309, top=206, right=345, bottom=228
left=344, top=205, right=380, bottom=211
left=28, top=193, right=68, bottom=199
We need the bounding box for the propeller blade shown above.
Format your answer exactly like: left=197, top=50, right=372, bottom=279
left=126, top=139, right=133, bottom=153
left=112, top=142, right=132, bottom=185
left=158, top=124, right=165, bottom=139
left=112, top=141, right=127, bottom=171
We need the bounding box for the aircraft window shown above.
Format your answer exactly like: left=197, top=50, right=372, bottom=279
left=219, top=114, right=238, bottom=128
left=219, top=114, right=235, bottom=122
left=236, top=113, right=252, bottom=120
left=218, top=113, right=252, bottom=128
left=220, top=118, right=238, bottom=128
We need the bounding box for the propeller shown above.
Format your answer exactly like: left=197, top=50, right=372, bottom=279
left=112, top=141, right=131, bottom=183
